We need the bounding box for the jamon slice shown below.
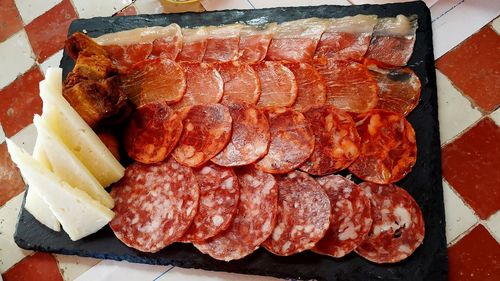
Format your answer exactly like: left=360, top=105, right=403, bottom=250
left=314, top=59, right=378, bottom=113
left=101, top=44, right=152, bottom=72
left=172, top=62, right=223, bottom=109
left=238, top=24, right=275, bottom=64
left=215, top=62, right=260, bottom=105
left=285, top=63, right=327, bottom=112
left=120, top=57, right=186, bottom=106
left=314, top=15, right=377, bottom=61
left=150, top=23, right=183, bottom=60
left=368, top=63, right=421, bottom=116
left=203, top=24, right=242, bottom=63
left=253, top=61, right=297, bottom=108
left=266, top=18, right=326, bottom=62
left=366, top=15, right=418, bottom=66
left=176, top=27, right=208, bottom=63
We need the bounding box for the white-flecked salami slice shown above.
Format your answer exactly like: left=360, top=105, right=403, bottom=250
left=253, top=61, right=297, bottom=108
left=262, top=171, right=330, bottom=256
left=109, top=157, right=199, bottom=253
left=299, top=105, right=360, bottom=176
left=313, top=175, right=372, bottom=258
left=255, top=108, right=314, bottom=174
left=211, top=103, right=270, bottom=167
left=356, top=182, right=425, bottom=263
left=194, top=167, right=278, bottom=261
left=179, top=163, right=239, bottom=243
left=172, top=104, right=232, bottom=167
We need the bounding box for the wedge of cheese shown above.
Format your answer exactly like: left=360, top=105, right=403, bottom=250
left=39, top=68, right=124, bottom=187
left=34, top=115, right=114, bottom=209
left=6, top=139, right=114, bottom=241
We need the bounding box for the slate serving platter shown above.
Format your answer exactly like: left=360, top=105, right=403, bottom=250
left=14, top=2, right=448, bottom=280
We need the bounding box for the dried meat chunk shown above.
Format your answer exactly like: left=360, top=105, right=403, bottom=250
left=238, top=24, right=275, bottom=64
left=349, top=109, right=417, bottom=184
left=124, top=101, right=182, bottom=164
left=172, top=62, right=223, bottom=109
left=366, top=15, right=418, bottom=66
left=150, top=23, right=183, bottom=60
left=262, top=171, right=330, bottom=256
left=120, top=57, right=186, bottom=106
left=285, top=62, right=327, bottom=112
left=356, top=182, right=425, bottom=263
left=315, top=59, right=378, bottom=113
left=314, top=15, right=378, bottom=61
left=110, top=157, right=199, bottom=253
left=203, top=24, right=242, bottom=63
left=367, top=63, right=421, bottom=116
left=313, top=175, right=372, bottom=258
left=194, top=166, right=278, bottom=261
left=299, top=105, right=360, bottom=175
left=172, top=104, right=232, bottom=167
left=255, top=108, right=314, bottom=174
left=65, top=32, right=108, bottom=60
left=215, top=62, right=261, bottom=105
left=266, top=18, right=326, bottom=62
left=253, top=61, right=297, bottom=108
left=212, top=103, right=270, bottom=167
left=180, top=163, right=239, bottom=243
left=177, top=27, right=208, bottom=63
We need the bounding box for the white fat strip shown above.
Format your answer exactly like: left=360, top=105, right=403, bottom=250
left=282, top=241, right=292, bottom=253
left=221, top=177, right=234, bottom=190
left=94, top=24, right=181, bottom=45
left=274, top=18, right=326, bottom=39
left=205, top=24, right=243, bottom=39
left=398, top=244, right=412, bottom=254
left=272, top=224, right=284, bottom=241
left=181, top=27, right=208, bottom=43
left=374, top=15, right=417, bottom=37
left=338, top=220, right=358, bottom=241
left=212, top=215, right=224, bottom=227
left=261, top=218, right=272, bottom=233
left=202, top=197, right=215, bottom=207
left=200, top=166, right=213, bottom=175
left=394, top=206, right=412, bottom=228
left=325, top=15, right=378, bottom=33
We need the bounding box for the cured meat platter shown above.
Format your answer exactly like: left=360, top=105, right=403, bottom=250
left=14, top=2, right=448, bottom=280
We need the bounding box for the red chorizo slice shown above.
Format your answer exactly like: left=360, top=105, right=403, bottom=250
left=124, top=101, right=182, bottom=164
left=313, top=175, right=372, bottom=258
left=356, top=182, right=425, bottom=263
left=299, top=105, right=360, bottom=175
left=179, top=163, right=239, bottom=243
left=262, top=171, right=330, bottom=256
left=253, top=61, right=297, bottom=108
left=285, top=62, right=327, bottom=112
left=172, top=104, right=232, bottom=167
left=103, top=43, right=152, bottom=72
left=348, top=109, right=417, bottom=184
left=120, top=57, right=186, bottom=107
left=211, top=103, right=270, bottom=167
left=314, top=59, right=378, bottom=113
left=194, top=166, right=278, bottom=261
left=109, top=157, right=199, bottom=253
left=215, top=62, right=261, bottom=105
left=254, top=108, right=314, bottom=174
left=172, top=62, right=224, bottom=109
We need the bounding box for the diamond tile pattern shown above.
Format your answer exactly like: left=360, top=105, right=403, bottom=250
left=0, top=0, right=24, bottom=43
left=2, top=252, right=64, bottom=281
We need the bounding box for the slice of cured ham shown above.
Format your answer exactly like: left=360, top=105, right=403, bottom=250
left=215, top=61, right=260, bottom=105
left=266, top=18, right=326, bottom=62
left=177, top=27, right=208, bottom=63
left=150, top=24, right=183, bottom=60
left=314, top=59, right=378, bottom=113
left=253, top=61, right=297, bottom=108
left=238, top=24, right=275, bottom=64
left=366, top=15, right=418, bottom=66
left=285, top=62, right=327, bottom=112
left=101, top=44, right=152, bottom=72
left=172, top=62, right=223, bottom=109
left=314, top=15, right=377, bottom=61
left=203, top=24, right=242, bottom=63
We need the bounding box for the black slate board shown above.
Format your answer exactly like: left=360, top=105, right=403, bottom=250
left=14, top=2, right=448, bottom=280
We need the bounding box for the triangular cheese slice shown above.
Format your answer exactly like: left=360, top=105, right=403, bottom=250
left=6, top=139, right=114, bottom=241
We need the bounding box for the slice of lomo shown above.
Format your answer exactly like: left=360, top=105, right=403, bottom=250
left=216, top=61, right=261, bottom=105
left=253, top=61, right=297, bottom=108
left=286, top=62, right=327, bottom=112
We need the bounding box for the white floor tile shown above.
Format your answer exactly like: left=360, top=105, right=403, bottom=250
left=0, top=192, right=32, bottom=273
left=55, top=255, right=101, bottom=281
left=134, top=0, right=164, bottom=14
left=0, top=124, right=5, bottom=144
left=0, top=30, right=35, bottom=90
left=201, top=0, right=254, bottom=10
left=442, top=180, right=478, bottom=244
left=484, top=211, right=500, bottom=243
left=490, top=107, right=500, bottom=126
left=491, top=16, right=500, bottom=34
left=73, top=0, right=133, bottom=18
left=250, top=0, right=351, bottom=9
left=9, top=124, right=37, bottom=155
left=14, top=0, right=62, bottom=25
left=436, top=70, right=483, bottom=145
left=40, top=50, right=64, bottom=75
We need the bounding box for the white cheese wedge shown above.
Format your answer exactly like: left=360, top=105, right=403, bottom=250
left=39, top=68, right=124, bottom=187
left=34, top=115, right=114, bottom=209
left=6, top=139, right=114, bottom=241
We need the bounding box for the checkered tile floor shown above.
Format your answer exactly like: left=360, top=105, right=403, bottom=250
left=0, top=1, right=499, bottom=280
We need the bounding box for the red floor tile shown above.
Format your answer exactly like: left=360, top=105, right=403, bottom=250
left=0, top=67, right=44, bottom=137
left=436, top=26, right=500, bottom=113
left=115, top=5, right=138, bottom=16
left=0, top=0, right=24, bottom=42
left=2, top=252, right=63, bottom=281
left=442, top=117, right=500, bottom=219
left=25, top=0, right=78, bottom=63
left=0, top=142, right=25, bottom=207
left=448, top=225, right=500, bottom=281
